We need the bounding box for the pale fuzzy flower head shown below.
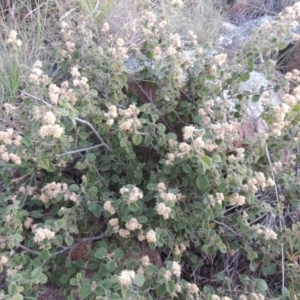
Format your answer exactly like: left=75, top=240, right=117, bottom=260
left=160, top=192, right=177, bottom=203
left=173, top=245, right=181, bottom=256
left=70, top=66, right=80, bottom=78
left=183, top=125, right=195, bottom=140
left=156, top=202, right=171, bottom=219
left=101, top=22, right=110, bottom=33
left=211, top=296, right=221, bottom=300
left=171, top=261, right=181, bottom=277
left=179, top=142, right=192, bottom=153
left=125, top=218, right=142, bottom=231
left=119, top=228, right=130, bottom=238
left=214, top=53, right=227, bottom=66
left=229, top=193, right=245, bottom=206
left=103, top=200, right=116, bottom=215
left=145, top=229, right=156, bottom=243
left=118, top=270, right=135, bottom=287
left=34, top=228, right=55, bottom=243
left=39, top=124, right=64, bottom=139
left=108, top=218, right=119, bottom=227
left=24, top=217, right=33, bottom=229
left=116, top=38, right=124, bottom=47
left=42, top=111, right=56, bottom=125
left=108, top=105, right=118, bottom=118
left=157, top=182, right=166, bottom=193
left=153, top=46, right=162, bottom=60
left=140, top=255, right=150, bottom=266
left=0, top=256, right=8, bottom=265
left=186, top=282, right=199, bottom=295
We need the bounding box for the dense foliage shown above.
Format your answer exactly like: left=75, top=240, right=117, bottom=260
left=1, top=1, right=300, bottom=299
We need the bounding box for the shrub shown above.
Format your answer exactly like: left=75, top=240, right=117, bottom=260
left=1, top=1, right=300, bottom=300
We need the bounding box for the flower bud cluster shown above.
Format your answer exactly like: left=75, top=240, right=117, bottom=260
left=29, top=61, right=50, bottom=86
left=125, top=218, right=142, bottom=231
left=108, top=218, right=119, bottom=233
left=103, top=200, right=116, bottom=215
left=250, top=224, right=277, bottom=240
left=0, top=128, right=22, bottom=165
left=39, top=111, right=64, bottom=139
left=208, top=192, right=224, bottom=207
left=120, top=185, right=143, bottom=205
left=118, top=270, right=135, bottom=287
left=173, top=243, right=186, bottom=256
left=6, top=30, right=22, bottom=47
left=39, top=182, right=79, bottom=205
left=33, top=228, right=55, bottom=244
left=104, top=105, right=118, bottom=125
left=118, top=104, right=142, bottom=133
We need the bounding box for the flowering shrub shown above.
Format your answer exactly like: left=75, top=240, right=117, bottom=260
left=2, top=1, right=300, bottom=299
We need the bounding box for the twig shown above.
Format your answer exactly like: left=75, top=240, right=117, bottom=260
left=56, top=144, right=106, bottom=157
left=18, top=233, right=106, bottom=258
left=265, top=145, right=285, bottom=290
left=20, top=90, right=112, bottom=152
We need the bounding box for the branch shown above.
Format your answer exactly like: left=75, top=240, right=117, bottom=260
left=56, top=144, right=106, bottom=158
left=20, top=91, right=112, bottom=152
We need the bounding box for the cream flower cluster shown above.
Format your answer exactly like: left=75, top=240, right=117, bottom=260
left=103, top=200, right=116, bottom=215
left=104, top=105, right=118, bottom=125
left=173, top=243, right=186, bottom=256
left=6, top=30, right=22, bottom=47
left=118, top=270, right=135, bottom=287
left=23, top=217, right=34, bottom=229
left=0, top=256, right=8, bottom=265
left=156, top=202, right=172, bottom=219
left=108, top=218, right=119, bottom=233
left=119, top=228, right=130, bottom=238
left=70, top=67, right=89, bottom=91
left=40, top=182, right=79, bottom=205
left=212, top=296, right=234, bottom=300
left=3, top=103, right=17, bottom=116
left=60, top=21, right=75, bottom=57
left=227, top=148, right=245, bottom=163
left=186, top=282, right=199, bottom=295
left=29, top=61, right=50, bottom=86
left=33, top=228, right=55, bottom=243
left=118, top=104, right=142, bottom=133
left=210, top=121, right=240, bottom=144
left=108, top=38, right=128, bottom=60
left=250, top=224, right=277, bottom=240
left=0, top=129, right=22, bottom=165
left=239, top=293, right=265, bottom=300
left=60, top=81, right=77, bottom=106
left=39, top=111, right=64, bottom=139
left=242, top=172, right=274, bottom=193
left=125, top=218, right=142, bottom=231
left=18, top=185, right=35, bottom=196
left=140, top=255, right=151, bottom=266
left=208, top=192, right=224, bottom=207
left=145, top=229, right=157, bottom=243
left=229, top=193, right=245, bottom=206
left=120, top=185, right=143, bottom=205
left=171, top=261, right=181, bottom=277
left=214, top=53, right=227, bottom=66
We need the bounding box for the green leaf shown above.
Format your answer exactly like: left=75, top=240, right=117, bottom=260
left=240, top=72, right=250, bottom=82
left=94, top=248, right=107, bottom=259
left=196, top=175, right=209, bottom=190
left=129, top=202, right=139, bottom=212
left=114, top=248, right=124, bottom=259
left=144, top=135, right=153, bottom=146
left=166, top=280, right=175, bottom=293
left=40, top=250, right=50, bottom=260
left=255, top=279, right=268, bottom=293
left=134, top=169, right=142, bottom=180
left=106, top=261, right=116, bottom=272
left=11, top=294, right=23, bottom=300
left=86, top=153, right=96, bottom=161
left=13, top=233, right=23, bottom=242
left=31, top=267, right=43, bottom=280
left=65, top=235, right=74, bottom=247
left=37, top=158, right=50, bottom=171
left=133, top=274, right=145, bottom=287
left=212, top=155, right=222, bottom=163
left=137, top=216, right=148, bottom=223
left=156, top=283, right=166, bottom=296
left=201, top=155, right=212, bottom=168
left=60, top=274, right=69, bottom=285
left=132, top=134, right=143, bottom=145
left=182, top=164, right=192, bottom=174
left=79, top=284, right=92, bottom=299
left=8, top=283, right=17, bottom=296
left=278, top=41, right=287, bottom=51
left=157, top=123, right=166, bottom=133
left=39, top=273, right=48, bottom=284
